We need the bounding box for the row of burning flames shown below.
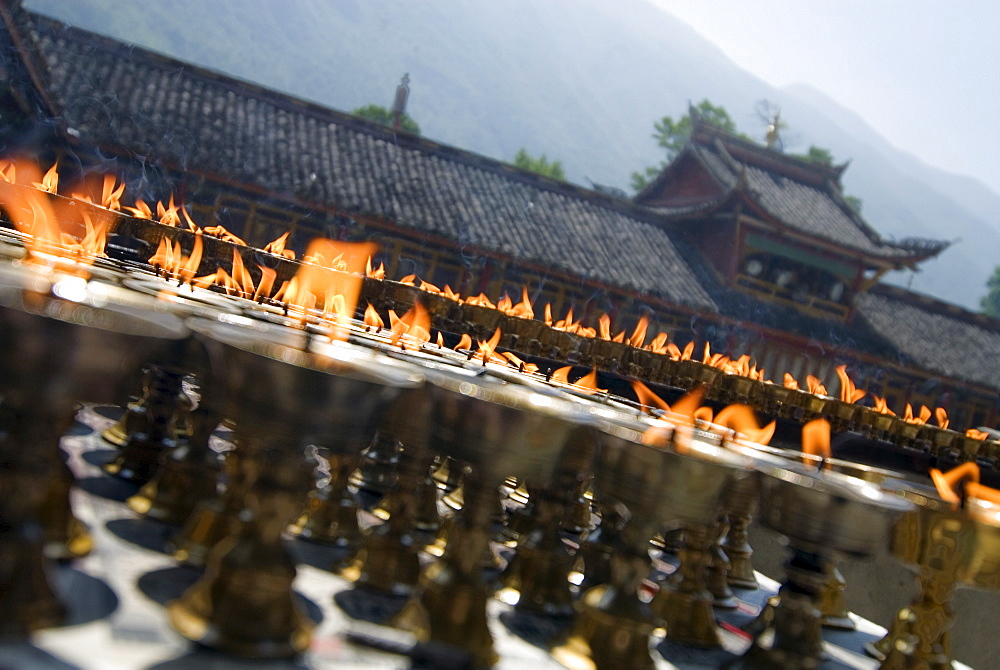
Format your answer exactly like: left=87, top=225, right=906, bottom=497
left=0, top=159, right=991, bottom=447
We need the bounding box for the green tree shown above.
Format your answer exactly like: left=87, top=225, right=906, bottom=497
left=352, top=104, right=420, bottom=135
left=513, top=148, right=565, bottom=181
left=982, top=265, right=1000, bottom=317
left=796, top=145, right=834, bottom=166
left=631, top=99, right=739, bottom=192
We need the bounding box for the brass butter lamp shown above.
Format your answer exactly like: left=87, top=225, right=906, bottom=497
left=166, top=317, right=422, bottom=658
left=0, top=269, right=188, bottom=638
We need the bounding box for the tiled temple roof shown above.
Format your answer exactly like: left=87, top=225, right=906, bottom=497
left=854, top=286, right=1000, bottom=391
left=689, top=133, right=948, bottom=262
left=28, top=16, right=717, bottom=312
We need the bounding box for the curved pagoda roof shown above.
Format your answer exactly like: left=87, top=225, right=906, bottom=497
left=637, top=120, right=949, bottom=269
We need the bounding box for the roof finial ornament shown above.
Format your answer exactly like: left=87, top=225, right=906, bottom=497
left=765, top=108, right=783, bottom=151
left=391, top=73, right=410, bottom=131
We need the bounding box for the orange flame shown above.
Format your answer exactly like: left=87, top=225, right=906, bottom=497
left=551, top=366, right=572, bottom=385
left=32, top=162, right=59, bottom=193
left=966, top=429, right=990, bottom=440
left=935, top=408, right=949, bottom=431
left=966, top=482, right=1000, bottom=506
left=473, top=327, right=505, bottom=364
left=930, top=462, right=981, bottom=508
left=231, top=249, right=255, bottom=298
left=802, top=418, right=831, bottom=469
left=253, top=265, right=276, bottom=301
left=598, top=314, right=612, bottom=340
left=783, top=373, right=800, bottom=390
left=441, top=284, right=463, bottom=301
left=363, top=303, right=385, bottom=329
left=508, top=286, right=534, bottom=319
left=656, top=387, right=707, bottom=454
left=902, top=403, right=932, bottom=425
left=263, top=231, right=296, bottom=259
left=180, top=206, right=200, bottom=233
left=101, top=175, right=125, bottom=211
left=806, top=375, right=827, bottom=396
left=389, top=301, right=431, bottom=349
left=501, top=351, right=539, bottom=374
left=419, top=279, right=442, bottom=294
left=671, top=386, right=705, bottom=423
left=0, top=161, right=16, bottom=183
left=872, top=395, right=896, bottom=416
left=630, top=380, right=671, bottom=414
left=713, top=404, right=776, bottom=446
left=157, top=196, right=180, bottom=227
left=835, top=364, right=866, bottom=404
left=365, top=256, right=385, bottom=280
left=192, top=267, right=234, bottom=292
left=646, top=332, right=669, bottom=354
left=283, top=239, right=375, bottom=336
left=202, top=224, right=246, bottom=246
left=148, top=233, right=203, bottom=282
left=455, top=333, right=473, bottom=351
left=466, top=293, right=496, bottom=310
left=125, top=198, right=152, bottom=219
left=496, top=292, right=512, bottom=313
left=548, top=366, right=604, bottom=394
left=0, top=161, right=114, bottom=271
left=573, top=369, right=607, bottom=394
left=629, top=315, right=649, bottom=348
left=693, top=406, right=714, bottom=423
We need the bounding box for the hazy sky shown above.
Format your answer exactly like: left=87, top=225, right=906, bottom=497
left=658, top=1, right=1000, bottom=195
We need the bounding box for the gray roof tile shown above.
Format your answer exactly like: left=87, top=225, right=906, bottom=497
left=854, top=289, right=1000, bottom=391
left=31, top=17, right=716, bottom=312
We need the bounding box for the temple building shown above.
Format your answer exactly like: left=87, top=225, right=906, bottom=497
left=1, top=3, right=998, bottom=429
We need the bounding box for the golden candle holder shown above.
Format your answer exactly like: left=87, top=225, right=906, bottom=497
left=709, top=372, right=757, bottom=405
left=0, top=271, right=188, bottom=638
left=349, top=430, right=401, bottom=496
left=126, top=405, right=223, bottom=525
left=100, top=372, right=148, bottom=447
left=859, top=406, right=897, bottom=441
left=394, top=367, right=598, bottom=668
left=342, top=386, right=439, bottom=596
left=891, top=418, right=924, bottom=451
left=168, top=446, right=248, bottom=567
left=289, top=450, right=364, bottom=553
left=751, top=382, right=794, bottom=419
left=823, top=398, right=861, bottom=434
left=786, top=388, right=829, bottom=423
left=721, top=473, right=761, bottom=590
left=727, top=460, right=912, bottom=669
left=553, top=420, right=753, bottom=669
left=867, top=482, right=1000, bottom=670
left=103, top=364, right=191, bottom=483
left=499, top=425, right=596, bottom=618
left=705, top=515, right=739, bottom=608
left=574, top=501, right=628, bottom=592
left=167, top=319, right=422, bottom=658
left=40, top=456, right=94, bottom=560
